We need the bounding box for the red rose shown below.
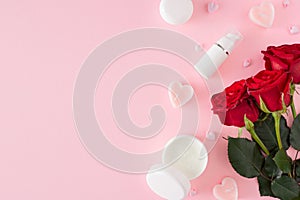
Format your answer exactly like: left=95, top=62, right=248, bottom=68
left=211, top=80, right=260, bottom=127
left=262, top=44, right=300, bottom=84
left=246, top=70, right=292, bottom=112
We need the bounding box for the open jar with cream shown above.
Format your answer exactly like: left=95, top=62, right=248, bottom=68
left=146, top=135, right=208, bottom=199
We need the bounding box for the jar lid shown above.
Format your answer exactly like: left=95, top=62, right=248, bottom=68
left=146, top=164, right=190, bottom=200
left=159, top=0, right=194, bottom=25
left=162, top=135, right=208, bottom=180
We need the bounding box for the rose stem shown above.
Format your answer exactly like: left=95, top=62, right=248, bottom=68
left=290, top=83, right=297, bottom=119
left=248, top=128, right=270, bottom=156
left=238, top=128, right=243, bottom=138
left=244, top=116, right=270, bottom=155
left=272, top=112, right=283, bottom=149
left=291, top=98, right=297, bottom=119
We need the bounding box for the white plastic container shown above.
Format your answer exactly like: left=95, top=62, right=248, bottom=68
left=146, top=135, right=208, bottom=200
left=159, top=0, right=194, bottom=25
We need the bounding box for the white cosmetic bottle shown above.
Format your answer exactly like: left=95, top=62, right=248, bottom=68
left=194, top=32, right=243, bottom=79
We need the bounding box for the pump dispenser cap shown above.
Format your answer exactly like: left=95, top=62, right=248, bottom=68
left=194, top=31, right=243, bottom=79
left=217, top=32, right=243, bottom=54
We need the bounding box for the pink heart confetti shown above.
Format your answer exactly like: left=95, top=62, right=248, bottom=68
left=282, top=0, right=290, bottom=7
left=213, top=177, right=238, bottom=200
left=208, top=1, right=219, bottom=13
left=168, top=81, right=194, bottom=108
left=206, top=132, right=216, bottom=141
left=243, top=58, right=252, bottom=67
left=289, top=25, right=300, bottom=35
left=189, top=188, right=198, bottom=196
left=249, top=1, right=275, bottom=28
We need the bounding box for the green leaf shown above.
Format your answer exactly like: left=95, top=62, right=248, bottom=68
left=263, top=156, right=281, bottom=178
left=292, top=198, right=300, bottom=200
left=257, top=176, right=275, bottom=197
left=271, top=175, right=300, bottom=200
left=228, top=137, right=264, bottom=178
left=294, top=160, right=300, bottom=183
left=273, top=149, right=292, bottom=174
left=254, top=114, right=290, bottom=153
left=290, top=114, right=300, bottom=150
left=295, top=159, right=300, bottom=178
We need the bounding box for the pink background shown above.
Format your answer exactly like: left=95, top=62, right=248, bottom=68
left=1, top=0, right=300, bottom=199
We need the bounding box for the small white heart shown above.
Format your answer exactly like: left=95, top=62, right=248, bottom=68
left=194, top=44, right=201, bottom=52
left=168, top=81, right=194, bottom=108
left=249, top=1, right=275, bottom=28
left=189, top=188, right=198, bottom=196
left=208, top=1, right=219, bottom=13
left=206, top=132, right=216, bottom=141
left=289, top=25, right=300, bottom=35
left=243, top=58, right=252, bottom=68
left=213, top=177, right=238, bottom=200
left=282, top=0, right=290, bottom=7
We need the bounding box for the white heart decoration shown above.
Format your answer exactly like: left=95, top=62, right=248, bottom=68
left=189, top=188, right=198, bottom=196
left=208, top=1, right=219, bottom=13
left=282, top=0, right=290, bottom=7
left=249, top=1, right=275, bottom=28
left=243, top=58, right=252, bottom=68
left=213, top=177, right=238, bottom=200
left=168, top=81, right=194, bottom=108
left=206, top=132, right=216, bottom=141
left=289, top=25, right=300, bottom=35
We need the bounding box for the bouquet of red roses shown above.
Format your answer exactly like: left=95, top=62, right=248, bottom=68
left=211, top=44, right=300, bottom=200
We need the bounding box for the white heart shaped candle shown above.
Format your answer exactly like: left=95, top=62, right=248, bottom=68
left=213, top=177, right=238, bottom=200
left=168, top=81, right=194, bottom=108
left=249, top=1, right=275, bottom=28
